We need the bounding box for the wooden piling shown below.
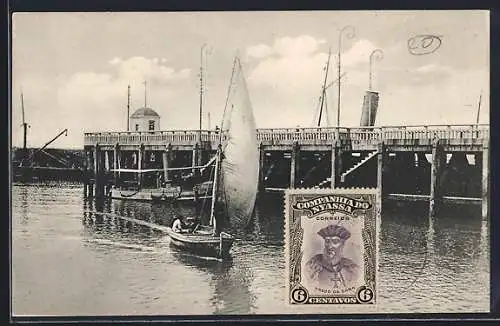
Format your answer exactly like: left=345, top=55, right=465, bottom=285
left=197, top=141, right=203, bottom=167
left=117, top=146, right=121, bottom=182
left=258, top=143, right=265, bottom=192
left=88, top=148, right=94, bottom=197
left=163, top=145, right=170, bottom=182
left=113, top=143, right=118, bottom=185
left=138, top=144, right=144, bottom=188
left=104, top=150, right=110, bottom=172
left=94, top=144, right=105, bottom=198
left=376, top=141, right=385, bottom=215
left=83, top=149, right=88, bottom=197
left=290, top=141, right=299, bottom=188
left=482, top=139, right=489, bottom=219
left=330, top=140, right=342, bottom=188
left=192, top=144, right=198, bottom=176
left=429, top=139, right=445, bottom=218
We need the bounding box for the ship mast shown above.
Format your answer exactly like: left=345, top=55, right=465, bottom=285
left=199, top=44, right=207, bottom=133
left=317, top=47, right=332, bottom=127
left=127, top=85, right=131, bottom=131
left=21, top=91, right=28, bottom=150
left=476, top=91, right=482, bottom=125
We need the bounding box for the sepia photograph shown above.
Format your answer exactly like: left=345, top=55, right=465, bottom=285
left=11, top=10, right=490, bottom=316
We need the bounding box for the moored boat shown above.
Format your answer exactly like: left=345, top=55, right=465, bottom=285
left=108, top=168, right=213, bottom=203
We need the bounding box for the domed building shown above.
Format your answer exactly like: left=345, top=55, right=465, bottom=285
left=129, top=107, right=160, bottom=132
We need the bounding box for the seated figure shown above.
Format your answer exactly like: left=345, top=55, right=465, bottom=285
left=172, top=216, right=198, bottom=233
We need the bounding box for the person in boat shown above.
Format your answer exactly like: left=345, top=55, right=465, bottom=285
left=305, top=223, right=360, bottom=289
left=172, top=216, right=199, bottom=233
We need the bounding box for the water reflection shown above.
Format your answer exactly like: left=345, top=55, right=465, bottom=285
left=19, top=186, right=30, bottom=225
left=171, top=251, right=256, bottom=314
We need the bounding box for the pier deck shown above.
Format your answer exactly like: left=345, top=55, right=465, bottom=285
left=84, top=124, right=488, bottom=152
left=82, top=124, right=489, bottom=219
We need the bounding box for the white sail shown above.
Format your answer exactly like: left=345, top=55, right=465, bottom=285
left=219, top=57, right=259, bottom=230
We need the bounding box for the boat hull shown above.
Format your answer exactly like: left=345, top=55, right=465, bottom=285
left=165, top=227, right=234, bottom=259
left=110, top=187, right=212, bottom=203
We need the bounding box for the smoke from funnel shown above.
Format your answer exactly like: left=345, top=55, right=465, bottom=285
left=359, top=91, right=379, bottom=127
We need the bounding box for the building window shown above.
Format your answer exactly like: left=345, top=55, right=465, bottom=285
left=135, top=124, right=139, bottom=131
left=148, top=120, right=155, bottom=131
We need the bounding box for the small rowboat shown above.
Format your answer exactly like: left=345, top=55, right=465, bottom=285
left=165, top=225, right=234, bottom=259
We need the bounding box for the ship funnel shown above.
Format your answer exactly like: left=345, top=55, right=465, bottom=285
left=359, top=90, right=379, bottom=127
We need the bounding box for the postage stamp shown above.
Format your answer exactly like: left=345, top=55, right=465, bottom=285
left=285, top=188, right=379, bottom=305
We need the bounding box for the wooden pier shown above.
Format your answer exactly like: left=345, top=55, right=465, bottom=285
left=83, top=124, right=489, bottom=218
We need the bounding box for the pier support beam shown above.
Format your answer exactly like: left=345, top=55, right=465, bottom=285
left=117, top=147, right=121, bottom=183
left=94, top=144, right=105, bottom=198
left=138, top=144, right=144, bottom=188
left=87, top=151, right=94, bottom=197
left=163, top=144, right=171, bottom=182
left=192, top=144, right=199, bottom=176
left=104, top=150, right=110, bottom=177
left=376, top=142, right=387, bottom=215
left=290, top=141, right=299, bottom=188
left=83, top=149, right=89, bottom=197
left=429, top=139, right=445, bottom=218
left=258, top=143, right=265, bottom=192
left=482, top=139, right=489, bottom=219
left=330, top=140, right=343, bottom=188
left=113, top=143, right=119, bottom=185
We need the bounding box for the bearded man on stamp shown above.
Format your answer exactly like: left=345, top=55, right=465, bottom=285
left=305, top=223, right=360, bottom=289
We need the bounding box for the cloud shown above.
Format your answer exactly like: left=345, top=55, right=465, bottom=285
left=272, top=35, right=326, bottom=57
left=341, top=39, right=379, bottom=67
left=246, top=35, right=329, bottom=91
left=246, top=44, right=273, bottom=59
left=243, top=35, right=488, bottom=129
left=111, top=56, right=191, bottom=85
left=377, top=68, right=488, bottom=126
left=11, top=57, right=194, bottom=148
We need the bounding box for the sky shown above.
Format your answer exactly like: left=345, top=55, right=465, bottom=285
left=11, top=10, right=489, bottom=149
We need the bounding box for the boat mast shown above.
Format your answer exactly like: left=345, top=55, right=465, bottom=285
left=476, top=91, right=482, bottom=125
left=21, top=91, right=28, bottom=150
left=209, top=146, right=221, bottom=227
left=127, top=85, right=131, bottom=131
left=199, top=44, right=207, bottom=135
left=317, top=47, right=332, bottom=127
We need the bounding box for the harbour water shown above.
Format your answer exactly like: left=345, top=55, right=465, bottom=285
left=12, top=183, right=490, bottom=316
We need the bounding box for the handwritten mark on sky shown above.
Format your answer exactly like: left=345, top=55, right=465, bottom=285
left=407, top=35, right=443, bottom=55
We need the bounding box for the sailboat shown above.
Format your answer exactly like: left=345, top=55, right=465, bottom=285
left=165, top=55, right=259, bottom=259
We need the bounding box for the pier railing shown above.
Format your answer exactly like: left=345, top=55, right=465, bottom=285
left=84, top=124, right=489, bottom=147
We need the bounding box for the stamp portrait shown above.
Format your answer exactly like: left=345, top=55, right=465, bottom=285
left=285, top=188, right=379, bottom=305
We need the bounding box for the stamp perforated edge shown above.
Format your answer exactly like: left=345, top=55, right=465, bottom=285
left=284, top=187, right=381, bottom=306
